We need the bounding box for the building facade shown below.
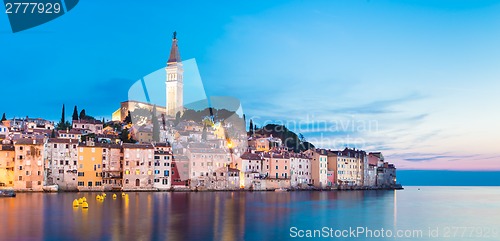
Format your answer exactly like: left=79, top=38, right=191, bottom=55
left=45, top=138, right=78, bottom=191
left=122, top=143, right=154, bottom=190
left=77, top=142, right=104, bottom=191
left=14, top=139, right=45, bottom=191
left=0, top=144, right=15, bottom=187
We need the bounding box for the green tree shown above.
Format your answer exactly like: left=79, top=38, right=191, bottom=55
left=50, top=129, right=56, bottom=138
left=202, top=125, right=207, bottom=141
left=152, top=105, right=160, bottom=142
left=124, top=111, right=132, bottom=124
left=72, top=106, right=79, bottom=120
left=61, top=104, right=65, bottom=124
left=56, top=104, right=71, bottom=130
left=174, top=111, right=181, bottom=125
left=161, top=114, right=166, bottom=129
left=120, top=128, right=136, bottom=143
left=79, top=109, right=86, bottom=120
left=1, top=113, right=6, bottom=122
left=249, top=119, right=253, bottom=133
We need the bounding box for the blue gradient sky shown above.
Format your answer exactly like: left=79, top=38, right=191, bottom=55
left=1, top=0, right=500, bottom=170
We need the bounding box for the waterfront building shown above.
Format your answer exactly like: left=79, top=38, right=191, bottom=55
left=77, top=141, right=104, bottom=191
left=239, top=152, right=263, bottom=173
left=310, top=149, right=328, bottom=188
left=122, top=143, right=155, bottom=190
left=13, top=138, right=45, bottom=191
left=326, top=150, right=338, bottom=187
left=364, top=152, right=378, bottom=187
left=336, top=148, right=364, bottom=186
left=186, top=147, right=231, bottom=188
left=212, top=166, right=240, bottom=190
left=153, top=143, right=172, bottom=190
left=171, top=154, right=189, bottom=188
left=262, top=152, right=290, bottom=179
left=0, top=143, right=15, bottom=187
left=368, top=152, right=397, bottom=187
left=45, top=138, right=78, bottom=191
left=102, top=143, right=123, bottom=191
left=289, top=153, right=312, bottom=187
left=238, top=152, right=263, bottom=189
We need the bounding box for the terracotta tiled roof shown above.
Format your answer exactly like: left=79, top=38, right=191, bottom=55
left=14, top=138, right=44, bottom=145
left=122, top=143, right=154, bottom=149
left=47, top=138, right=77, bottom=144
left=73, top=119, right=103, bottom=124
left=240, top=152, right=263, bottom=160
left=0, top=145, right=14, bottom=151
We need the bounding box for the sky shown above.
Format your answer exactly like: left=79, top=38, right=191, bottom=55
left=1, top=0, right=500, bottom=171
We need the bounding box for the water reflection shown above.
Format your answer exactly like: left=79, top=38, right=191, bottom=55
left=1, top=188, right=499, bottom=241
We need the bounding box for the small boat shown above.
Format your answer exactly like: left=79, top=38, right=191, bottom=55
left=0, top=190, right=16, bottom=197
left=274, top=188, right=288, bottom=192
left=43, top=185, right=59, bottom=192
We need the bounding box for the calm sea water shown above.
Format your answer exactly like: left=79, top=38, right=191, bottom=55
left=0, top=187, right=499, bottom=241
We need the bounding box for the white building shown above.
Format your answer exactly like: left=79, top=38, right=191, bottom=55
left=72, top=119, right=103, bottom=134
left=44, top=138, right=78, bottom=191
left=153, top=143, right=172, bottom=190
left=290, top=154, right=312, bottom=187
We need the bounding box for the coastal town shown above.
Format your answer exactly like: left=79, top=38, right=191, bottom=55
left=0, top=33, right=400, bottom=192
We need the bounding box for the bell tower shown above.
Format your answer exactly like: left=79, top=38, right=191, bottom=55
left=166, top=31, right=184, bottom=117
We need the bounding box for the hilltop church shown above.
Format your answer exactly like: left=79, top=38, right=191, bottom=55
left=112, top=32, right=184, bottom=121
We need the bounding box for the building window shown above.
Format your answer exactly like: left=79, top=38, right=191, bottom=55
left=78, top=172, right=84, bottom=177
left=125, top=169, right=130, bottom=175
left=125, top=179, right=129, bottom=184
left=78, top=181, right=84, bottom=186
left=95, top=181, right=102, bottom=186
left=88, top=181, right=92, bottom=187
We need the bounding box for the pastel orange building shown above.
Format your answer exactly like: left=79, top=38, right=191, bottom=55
left=77, top=142, right=104, bottom=191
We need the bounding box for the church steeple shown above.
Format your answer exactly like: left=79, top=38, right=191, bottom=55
left=165, top=31, right=184, bottom=117
left=167, top=31, right=181, bottom=64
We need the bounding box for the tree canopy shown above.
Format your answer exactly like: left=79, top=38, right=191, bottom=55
left=255, top=124, right=315, bottom=152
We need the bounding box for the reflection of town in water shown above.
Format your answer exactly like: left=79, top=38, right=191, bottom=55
left=0, top=191, right=399, bottom=241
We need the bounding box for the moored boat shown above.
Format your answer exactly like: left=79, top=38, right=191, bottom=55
left=0, top=190, right=16, bottom=197
left=274, top=188, right=289, bottom=192
left=43, top=185, right=59, bottom=192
